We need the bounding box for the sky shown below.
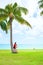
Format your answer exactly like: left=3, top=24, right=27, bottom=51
left=0, top=0, right=43, bottom=49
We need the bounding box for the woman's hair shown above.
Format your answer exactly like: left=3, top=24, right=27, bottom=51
left=15, top=42, right=16, bottom=44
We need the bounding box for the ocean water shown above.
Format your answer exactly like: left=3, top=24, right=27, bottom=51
left=0, top=44, right=10, bottom=49
left=0, top=44, right=43, bottom=49
left=0, top=44, right=31, bottom=49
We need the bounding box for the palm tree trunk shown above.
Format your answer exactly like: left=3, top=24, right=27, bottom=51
left=10, top=18, right=13, bottom=52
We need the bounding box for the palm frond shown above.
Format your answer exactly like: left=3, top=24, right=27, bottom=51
left=38, top=0, right=43, bottom=3
left=38, top=0, right=43, bottom=16
left=13, top=2, right=17, bottom=9
left=18, top=7, right=28, bottom=14
left=0, top=8, right=8, bottom=14
left=13, top=3, right=21, bottom=16
left=39, top=3, right=43, bottom=8
left=15, top=15, right=32, bottom=28
left=40, top=11, right=43, bottom=15
left=0, top=21, right=8, bottom=33
left=13, top=7, right=21, bottom=16
left=0, top=14, right=8, bottom=21
left=5, top=4, right=13, bottom=14
left=7, top=20, right=10, bottom=29
left=13, top=7, right=28, bottom=16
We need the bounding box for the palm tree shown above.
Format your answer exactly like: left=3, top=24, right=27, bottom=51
left=0, top=2, right=32, bottom=52
left=38, top=0, right=43, bottom=15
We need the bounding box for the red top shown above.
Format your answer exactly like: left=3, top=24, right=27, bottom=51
left=13, top=43, right=17, bottom=49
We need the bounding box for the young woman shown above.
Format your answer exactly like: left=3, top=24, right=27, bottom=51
left=13, top=42, right=17, bottom=53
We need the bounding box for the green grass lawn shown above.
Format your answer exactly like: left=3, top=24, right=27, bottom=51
left=0, top=49, right=43, bottom=65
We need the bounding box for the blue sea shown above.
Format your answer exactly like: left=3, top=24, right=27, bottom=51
left=0, top=44, right=31, bottom=49
left=0, top=44, right=43, bottom=49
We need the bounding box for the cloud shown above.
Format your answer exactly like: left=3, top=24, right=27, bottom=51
left=13, top=29, right=23, bottom=34
left=40, top=34, right=43, bottom=37
left=12, top=21, right=24, bottom=34
left=28, top=16, right=43, bottom=37
left=0, top=33, right=2, bottom=39
left=33, top=12, right=37, bottom=18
